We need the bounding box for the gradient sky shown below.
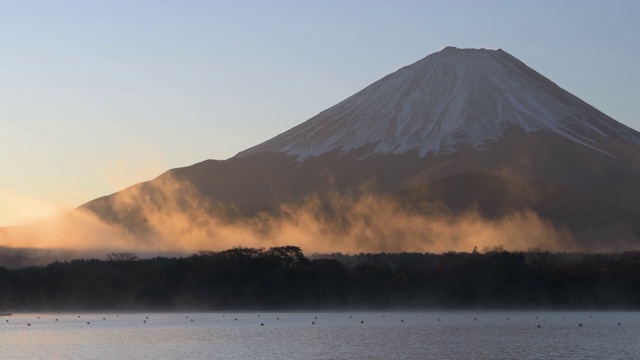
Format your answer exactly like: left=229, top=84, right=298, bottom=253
left=1, top=0, right=639, bottom=226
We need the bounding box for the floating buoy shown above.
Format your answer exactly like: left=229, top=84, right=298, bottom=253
left=103, top=318, right=106, bottom=320
left=360, top=320, right=364, bottom=324
left=312, top=322, right=315, bottom=325
left=186, top=316, right=188, bottom=318
left=382, top=315, right=385, bottom=318
left=437, top=319, right=441, bottom=322
left=143, top=320, right=146, bottom=323
left=27, top=323, right=31, bottom=326
left=314, top=316, right=317, bottom=319
left=276, top=317, right=279, bottom=320
left=401, top=320, right=404, bottom=322
left=191, top=319, right=194, bottom=322
left=55, top=319, right=58, bottom=321
left=537, top=325, right=541, bottom=328
left=223, top=315, right=225, bottom=317
left=78, top=316, right=81, bottom=318
left=146, top=317, right=148, bottom=319
left=87, top=322, right=90, bottom=325
left=618, top=322, right=621, bottom=326
left=474, top=318, right=477, bottom=321
left=37, top=317, right=40, bottom=319
left=260, top=323, right=264, bottom=326
left=579, top=323, right=583, bottom=327
left=234, top=318, right=237, bottom=321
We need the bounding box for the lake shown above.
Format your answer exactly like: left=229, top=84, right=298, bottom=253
left=0, top=311, right=638, bottom=359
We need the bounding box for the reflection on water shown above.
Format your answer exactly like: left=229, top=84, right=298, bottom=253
left=0, top=311, right=639, bottom=359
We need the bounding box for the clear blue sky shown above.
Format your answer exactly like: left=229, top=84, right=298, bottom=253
left=1, top=0, right=639, bottom=226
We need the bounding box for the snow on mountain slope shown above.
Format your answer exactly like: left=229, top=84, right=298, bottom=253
left=238, top=47, right=640, bottom=159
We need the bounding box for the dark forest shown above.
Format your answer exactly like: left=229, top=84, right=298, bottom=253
left=2, top=246, right=640, bottom=311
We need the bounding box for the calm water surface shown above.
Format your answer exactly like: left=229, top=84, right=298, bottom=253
left=0, top=311, right=638, bottom=359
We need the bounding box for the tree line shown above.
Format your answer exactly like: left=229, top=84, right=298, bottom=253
left=1, top=246, right=640, bottom=311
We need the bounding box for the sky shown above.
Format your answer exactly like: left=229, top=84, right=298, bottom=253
left=1, top=0, right=638, bottom=227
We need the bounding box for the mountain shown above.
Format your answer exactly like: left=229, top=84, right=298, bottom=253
left=238, top=47, right=640, bottom=159
left=6, top=47, right=640, bottom=254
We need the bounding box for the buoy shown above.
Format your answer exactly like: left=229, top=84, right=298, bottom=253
left=618, top=322, right=621, bottom=326
left=277, top=317, right=279, bottom=320
left=37, top=317, right=40, bottom=319
left=146, top=317, right=148, bottom=319
left=223, top=315, right=225, bottom=317
left=437, top=319, right=441, bottom=322
left=103, top=318, right=106, bottom=320
left=312, top=322, right=315, bottom=325
left=27, top=323, right=31, bottom=326
left=579, top=323, right=583, bottom=327
left=191, top=319, right=194, bottom=322
left=537, top=325, right=541, bottom=328
left=401, top=320, right=404, bottom=322
left=143, top=320, right=146, bottom=323
left=382, top=315, right=385, bottom=318
left=360, top=320, right=364, bottom=324
left=474, top=318, right=477, bottom=321
left=260, top=323, right=264, bottom=326
left=186, top=316, right=188, bottom=318
left=87, top=322, right=90, bottom=325
left=314, top=316, right=317, bottom=319
left=55, top=319, right=58, bottom=321
left=78, top=316, right=81, bottom=318
left=234, top=318, right=237, bottom=321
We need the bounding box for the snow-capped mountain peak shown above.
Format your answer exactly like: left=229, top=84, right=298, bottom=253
left=238, top=47, right=640, bottom=159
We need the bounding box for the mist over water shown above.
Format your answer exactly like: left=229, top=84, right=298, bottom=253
left=0, top=173, right=636, bottom=266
